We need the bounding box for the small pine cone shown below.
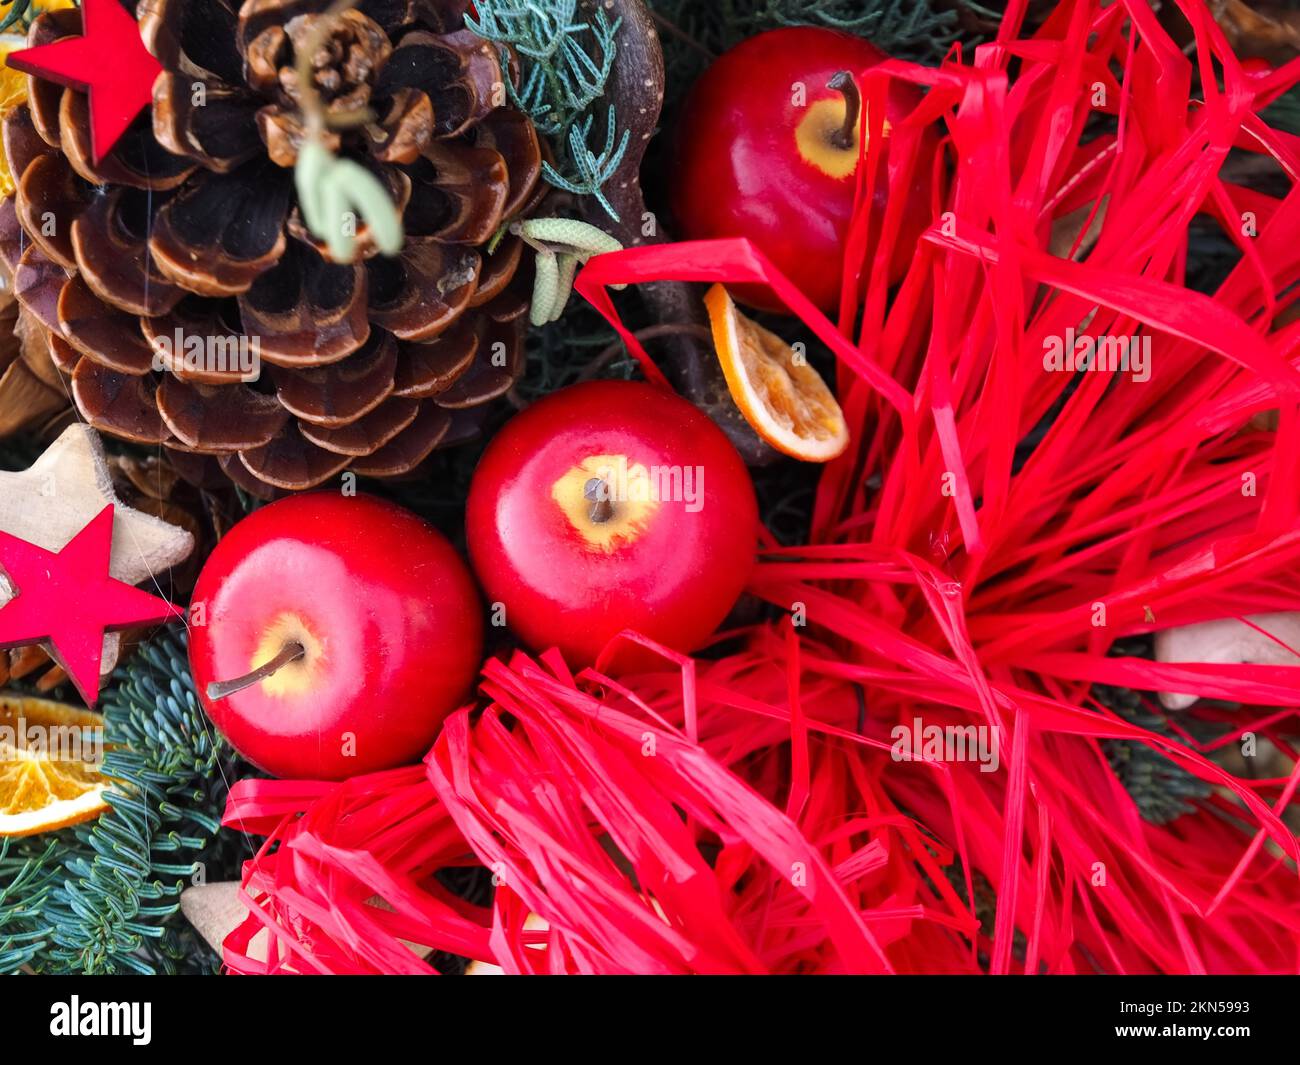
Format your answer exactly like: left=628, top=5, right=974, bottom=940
left=0, top=1, right=542, bottom=496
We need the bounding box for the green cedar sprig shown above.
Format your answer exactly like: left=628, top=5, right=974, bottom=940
left=468, top=0, right=630, bottom=220
left=748, top=0, right=968, bottom=43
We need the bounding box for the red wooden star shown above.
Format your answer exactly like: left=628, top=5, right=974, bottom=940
left=0, top=504, right=183, bottom=705
left=6, top=0, right=162, bottom=163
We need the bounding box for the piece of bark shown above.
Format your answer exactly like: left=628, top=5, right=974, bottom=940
left=1210, top=0, right=1300, bottom=64
left=577, top=0, right=775, bottom=465
left=1160, top=0, right=1300, bottom=65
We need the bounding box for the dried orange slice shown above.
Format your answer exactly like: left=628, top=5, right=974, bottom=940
left=704, top=283, right=849, bottom=462
left=0, top=693, right=110, bottom=837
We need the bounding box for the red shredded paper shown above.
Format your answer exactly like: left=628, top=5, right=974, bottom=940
left=222, top=0, right=1300, bottom=974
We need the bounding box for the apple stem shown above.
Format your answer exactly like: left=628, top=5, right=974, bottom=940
left=584, top=477, right=616, bottom=523
left=827, top=71, right=861, bottom=151
left=206, top=641, right=306, bottom=701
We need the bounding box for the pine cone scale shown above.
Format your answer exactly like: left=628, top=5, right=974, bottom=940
left=15, top=152, right=83, bottom=271
left=0, top=198, right=24, bottom=276
left=392, top=317, right=477, bottom=397
left=237, top=421, right=352, bottom=490
left=299, top=394, right=418, bottom=454
left=365, top=243, right=479, bottom=340
left=13, top=247, right=68, bottom=334
left=71, top=189, right=187, bottom=318
left=0, top=305, right=64, bottom=437
left=157, top=377, right=289, bottom=451
left=241, top=249, right=371, bottom=365
left=59, top=277, right=159, bottom=375
left=347, top=401, right=451, bottom=476
left=71, top=361, right=171, bottom=445
left=153, top=75, right=264, bottom=172
left=269, top=330, right=397, bottom=425
left=3, top=107, right=55, bottom=203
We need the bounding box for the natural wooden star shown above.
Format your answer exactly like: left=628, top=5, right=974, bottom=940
left=180, top=881, right=434, bottom=971
left=0, top=425, right=194, bottom=688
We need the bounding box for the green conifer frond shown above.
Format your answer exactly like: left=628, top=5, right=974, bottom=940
left=541, top=109, right=631, bottom=221
left=4, top=629, right=245, bottom=974
left=469, top=0, right=628, bottom=218
left=0, top=837, right=59, bottom=971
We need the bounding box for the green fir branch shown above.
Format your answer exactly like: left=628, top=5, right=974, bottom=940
left=8, top=629, right=246, bottom=975
left=0, top=836, right=59, bottom=971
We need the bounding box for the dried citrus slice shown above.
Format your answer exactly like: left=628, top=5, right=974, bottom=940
left=0, top=693, right=110, bottom=837
left=704, top=283, right=849, bottom=462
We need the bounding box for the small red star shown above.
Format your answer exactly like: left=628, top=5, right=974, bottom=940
left=0, top=504, right=183, bottom=705
left=6, top=0, right=162, bottom=163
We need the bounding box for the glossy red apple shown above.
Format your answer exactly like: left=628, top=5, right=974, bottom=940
left=466, top=380, right=758, bottom=667
left=672, top=27, right=932, bottom=313
left=189, top=493, right=482, bottom=780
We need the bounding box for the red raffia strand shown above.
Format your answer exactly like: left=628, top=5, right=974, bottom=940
left=223, top=0, right=1300, bottom=974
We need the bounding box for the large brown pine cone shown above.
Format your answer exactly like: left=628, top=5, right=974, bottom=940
left=0, top=0, right=542, bottom=496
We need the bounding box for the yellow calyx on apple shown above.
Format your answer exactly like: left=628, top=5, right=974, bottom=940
left=794, top=71, right=890, bottom=180
left=796, top=99, right=859, bottom=178
left=551, top=454, right=659, bottom=551
left=247, top=613, right=321, bottom=698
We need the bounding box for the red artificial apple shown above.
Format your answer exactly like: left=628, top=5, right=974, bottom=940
left=189, top=493, right=483, bottom=780
left=672, top=27, right=932, bottom=313
left=466, top=380, right=758, bottom=667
